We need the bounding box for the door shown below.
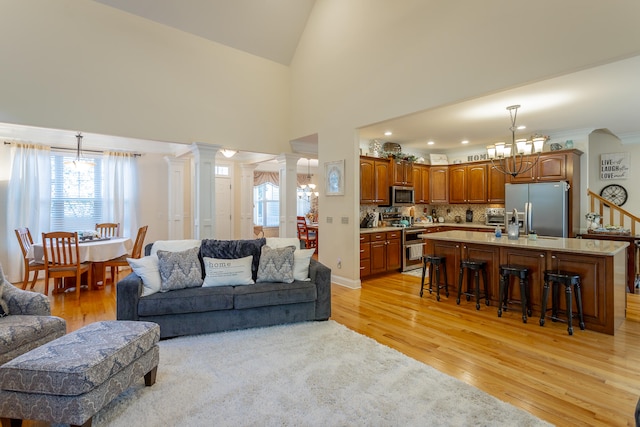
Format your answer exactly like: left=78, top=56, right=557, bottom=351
left=528, top=182, right=568, bottom=237
left=215, top=175, right=233, bottom=239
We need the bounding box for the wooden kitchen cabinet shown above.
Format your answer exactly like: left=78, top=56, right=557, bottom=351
left=449, top=164, right=487, bottom=204
left=487, top=162, right=506, bottom=203
left=360, top=156, right=391, bottom=205
left=359, top=234, right=371, bottom=278
left=412, top=164, right=430, bottom=203
left=368, top=231, right=401, bottom=275
left=507, top=150, right=578, bottom=183
left=391, top=159, right=413, bottom=186
left=429, top=166, right=449, bottom=204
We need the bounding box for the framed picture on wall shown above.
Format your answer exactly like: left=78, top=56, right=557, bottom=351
left=325, top=159, right=345, bottom=196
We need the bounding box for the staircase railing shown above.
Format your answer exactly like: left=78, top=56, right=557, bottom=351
left=587, top=188, right=640, bottom=235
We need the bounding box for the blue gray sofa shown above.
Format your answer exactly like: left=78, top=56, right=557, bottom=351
left=116, top=238, right=331, bottom=339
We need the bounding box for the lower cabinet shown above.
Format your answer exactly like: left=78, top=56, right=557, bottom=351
left=362, top=231, right=401, bottom=277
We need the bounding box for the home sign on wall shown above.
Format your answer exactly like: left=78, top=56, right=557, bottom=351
left=600, top=152, right=629, bottom=180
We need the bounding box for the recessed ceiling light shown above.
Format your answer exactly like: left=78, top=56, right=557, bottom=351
left=427, top=141, right=435, bottom=145
left=517, top=125, right=526, bottom=130
left=461, top=140, right=469, bottom=144
left=384, top=131, right=393, bottom=136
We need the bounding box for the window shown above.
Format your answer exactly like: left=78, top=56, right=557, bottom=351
left=50, top=152, right=103, bottom=232
left=296, top=193, right=311, bottom=218
left=253, top=182, right=279, bottom=227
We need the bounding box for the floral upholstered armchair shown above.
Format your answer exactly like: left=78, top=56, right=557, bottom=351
left=0, top=262, right=66, bottom=365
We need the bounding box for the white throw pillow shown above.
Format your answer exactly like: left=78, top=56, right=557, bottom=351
left=127, top=255, right=161, bottom=296
left=265, top=237, right=313, bottom=281
left=266, top=237, right=300, bottom=249
left=293, top=248, right=315, bottom=281
left=150, top=239, right=201, bottom=256
left=203, top=255, right=254, bottom=287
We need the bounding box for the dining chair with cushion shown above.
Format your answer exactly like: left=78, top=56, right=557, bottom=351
left=14, top=227, right=47, bottom=290
left=41, top=231, right=92, bottom=298
left=296, top=216, right=317, bottom=250
left=96, top=222, right=120, bottom=238
left=102, top=225, right=148, bottom=286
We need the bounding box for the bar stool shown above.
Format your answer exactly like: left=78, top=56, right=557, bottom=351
left=457, top=259, right=489, bottom=310
left=420, top=255, right=448, bottom=301
left=539, top=270, right=585, bottom=335
left=498, top=265, right=532, bottom=323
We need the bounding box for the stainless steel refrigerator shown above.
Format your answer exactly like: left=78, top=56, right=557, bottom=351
left=504, top=181, right=570, bottom=237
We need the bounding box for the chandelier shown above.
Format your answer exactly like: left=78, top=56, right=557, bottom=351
left=298, top=158, right=318, bottom=199
left=486, top=105, right=546, bottom=177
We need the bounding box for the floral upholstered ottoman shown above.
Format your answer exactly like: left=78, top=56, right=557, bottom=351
left=0, top=320, right=160, bottom=427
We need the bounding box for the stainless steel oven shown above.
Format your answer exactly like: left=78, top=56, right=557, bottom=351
left=402, top=227, right=426, bottom=272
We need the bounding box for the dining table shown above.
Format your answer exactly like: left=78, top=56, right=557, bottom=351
left=307, top=223, right=319, bottom=251
left=28, top=237, right=133, bottom=291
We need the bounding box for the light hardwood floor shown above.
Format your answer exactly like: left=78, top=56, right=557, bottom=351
left=19, top=268, right=640, bottom=426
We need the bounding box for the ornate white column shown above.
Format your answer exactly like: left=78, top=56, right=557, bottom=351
left=240, top=163, right=258, bottom=239
left=276, top=154, right=301, bottom=238
left=191, top=143, right=221, bottom=239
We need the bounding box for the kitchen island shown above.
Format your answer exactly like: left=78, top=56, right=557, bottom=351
left=419, top=230, right=629, bottom=335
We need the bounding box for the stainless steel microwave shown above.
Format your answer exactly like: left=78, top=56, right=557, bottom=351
left=391, top=186, right=415, bottom=206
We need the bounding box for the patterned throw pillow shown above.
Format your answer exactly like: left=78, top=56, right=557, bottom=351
left=0, top=263, right=10, bottom=316
left=156, top=247, right=203, bottom=292
left=256, top=245, right=296, bottom=283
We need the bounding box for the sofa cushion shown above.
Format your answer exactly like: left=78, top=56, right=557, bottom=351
left=233, top=281, right=317, bottom=310
left=200, top=238, right=266, bottom=281
left=157, top=247, right=203, bottom=292
left=203, top=255, right=254, bottom=287
left=138, top=286, right=234, bottom=316
left=265, top=238, right=314, bottom=281
left=0, top=264, right=10, bottom=316
left=256, top=246, right=295, bottom=283
left=0, top=315, right=66, bottom=366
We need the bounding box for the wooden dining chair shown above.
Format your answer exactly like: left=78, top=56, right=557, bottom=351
left=102, top=225, right=148, bottom=286
left=296, top=217, right=317, bottom=249
left=96, top=223, right=120, bottom=238
left=41, top=231, right=92, bottom=298
left=14, top=227, right=47, bottom=290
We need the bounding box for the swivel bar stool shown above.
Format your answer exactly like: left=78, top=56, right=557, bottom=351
left=420, top=255, right=448, bottom=301
left=539, top=270, right=585, bottom=335
left=457, top=259, right=489, bottom=310
left=497, top=265, right=532, bottom=323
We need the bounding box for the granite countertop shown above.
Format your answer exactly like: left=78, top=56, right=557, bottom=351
left=419, top=230, right=629, bottom=256
left=359, top=223, right=494, bottom=234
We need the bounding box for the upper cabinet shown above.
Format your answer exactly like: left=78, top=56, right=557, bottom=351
left=486, top=162, right=506, bottom=203
left=449, top=164, right=487, bottom=204
left=412, top=164, right=430, bottom=203
left=429, top=166, right=449, bottom=204
left=391, top=159, right=413, bottom=186
left=507, top=151, right=575, bottom=183
left=360, top=156, right=391, bottom=205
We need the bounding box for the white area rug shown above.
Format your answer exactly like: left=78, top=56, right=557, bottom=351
left=93, top=321, right=549, bottom=427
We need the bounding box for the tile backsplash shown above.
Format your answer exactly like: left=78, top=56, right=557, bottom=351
left=360, top=203, right=500, bottom=225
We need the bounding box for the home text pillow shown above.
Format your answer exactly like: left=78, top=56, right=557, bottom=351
left=293, top=248, right=315, bottom=281
left=150, top=239, right=201, bottom=256
left=202, top=255, right=254, bottom=287
left=156, top=247, right=203, bottom=292
left=127, top=255, right=161, bottom=297
left=257, top=245, right=295, bottom=283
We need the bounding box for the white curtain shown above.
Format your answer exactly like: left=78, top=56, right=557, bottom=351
left=6, top=143, right=51, bottom=282
left=102, top=151, right=139, bottom=238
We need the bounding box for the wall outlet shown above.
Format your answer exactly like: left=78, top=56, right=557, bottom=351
left=337, top=258, right=342, bottom=269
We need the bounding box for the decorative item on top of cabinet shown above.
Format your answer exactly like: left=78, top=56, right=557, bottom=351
left=429, top=166, right=449, bottom=204
left=360, top=156, right=391, bottom=205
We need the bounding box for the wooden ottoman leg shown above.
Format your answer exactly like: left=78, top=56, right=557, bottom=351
left=1, top=418, right=22, bottom=427
left=145, top=366, right=158, bottom=386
